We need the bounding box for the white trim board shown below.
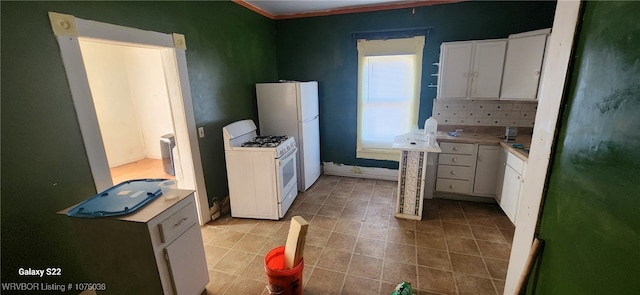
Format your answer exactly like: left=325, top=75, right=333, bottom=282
left=504, top=1, right=582, bottom=294
left=322, top=162, right=399, bottom=181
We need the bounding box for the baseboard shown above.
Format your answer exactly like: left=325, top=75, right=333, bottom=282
left=322, top=162, right=398, bottom=181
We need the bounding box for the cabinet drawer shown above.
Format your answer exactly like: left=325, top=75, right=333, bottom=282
left=438, top=154, right=475, bottom=166
left=437, top=165, right=473, bottom=181
left=158, top=202, right=196, bottom=243
left=436, top=178, right=471, bottom=194
left=440, top=142, right=475, bottom=155
left=506, top=152, right=525, bottom=174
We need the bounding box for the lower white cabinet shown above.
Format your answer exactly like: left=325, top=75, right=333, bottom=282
left=473, top=145, right=501, bottom=195
left=66, top=190, right=208, bottom=294
left=436, top=142, right=500, bottom=198
left=499, top=152, right=527, bottom=223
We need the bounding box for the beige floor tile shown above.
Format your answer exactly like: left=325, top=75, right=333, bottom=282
left=417, top=266, right=457, bottom=294
left=204, top=269, right=236, bottom=294
left=304, top=268, right=345, bottom=295
left=306, top=228, right=331, bottom=247
left=249, top=220, right=284, bottom=237
left=205, top=244, right=229, bottom=269
left=304, top=193, right=329, bottom=204
left=440, top=210, right=468, bottom=225
left=209, top=230, right=245, bottom=248
left=334, top=219, right=362, bottom=236
left=310, top=215, right=338, bottom=231
left=347, top=253, right=383, bottom=279
left=450, top=253, right=489, bottom=277
left=212, top=250, right=255, bottom=275
left=476, top=240, right=511, bottom=260
left=295, top=202, right=321, bottom=215
left=225, top=277, right=267, bottom=295
left=470, top=225, right=506, bottom=243
left=385, top=242, right=416, bottom=265
left=359, top=222, right=389, bottom=241
left=436, top=199, right=463, bottom=213
left=345, top=198, right=369, bottom=209
left=446, top=236, right=480, bottom=256
left=460, top=202, right=494, bottom=216
left=302, top=244, right=323, bottom=266
left=382, top=261, right=417, bottom=285
left=324, top=196, right=348, bottom=208
left=415, top=219, right=444, bottom=234
left=454, top=273, right=497, bottom=295
left=341, top=207, right=367, bottom=221
left=326, top=232, right=357, bottom=252
left=317, top=204, right=344, bottom=218
left=354, top=237, right=386, bottom=259
left=493, top=279, right=505, bottom=295
left=442, top=222, right=473, bottom=239
left=389, top=217, right=416, bottom=230
left=484, top=258, right=509, bottom=280
left=499, top=227, right=515, bottom=245
left=234, top=233, right=270, bottom=253
left=388, top=228, right=416, bottom=245
left=417, top=247, right=451, bottom=270
left=341, top=275, right=381, bottom=295
left=240, top=254, right=267, bottom=280
left=465, top=213, right=498, bottom=227
left=258, top=237, right=287, bottom=256
left=316, top=248, right=351, bottom=272
left=416, top=231, right=447, bottom=250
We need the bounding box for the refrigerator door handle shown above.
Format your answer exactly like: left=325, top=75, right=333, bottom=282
left=300, top=115, right=319, bottom=123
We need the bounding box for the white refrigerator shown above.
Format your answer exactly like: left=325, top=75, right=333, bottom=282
left=256, top=81, right=321, bottom=192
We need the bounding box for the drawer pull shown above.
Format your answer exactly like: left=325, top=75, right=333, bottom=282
left=173, top=217, right=188, bottom=228
left=450, top=171, right=456, bottom=175
left=449, top=184, right=455, bottom=189
left=453, top=146, right=459, bottom=151
left=452, top=158, right=458, bottom=162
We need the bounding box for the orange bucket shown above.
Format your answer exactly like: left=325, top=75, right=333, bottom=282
left=264, top=246, right=304, bottom=295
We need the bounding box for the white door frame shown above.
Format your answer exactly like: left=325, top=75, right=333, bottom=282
left=49, top=12, right=211, bottom=225
left=504, top=1, right=582, bottom=293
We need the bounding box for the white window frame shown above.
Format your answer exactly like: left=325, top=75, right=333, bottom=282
left=356, top=35, right=425, bottom=161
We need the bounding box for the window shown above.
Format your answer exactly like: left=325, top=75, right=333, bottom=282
left=356, top=35, right=425, bottom=161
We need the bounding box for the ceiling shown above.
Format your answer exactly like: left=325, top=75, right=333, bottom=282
left=238, top=0, right=459, bottom=19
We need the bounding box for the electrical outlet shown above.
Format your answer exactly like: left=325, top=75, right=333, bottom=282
left=198, top=127, right=205, bottom=138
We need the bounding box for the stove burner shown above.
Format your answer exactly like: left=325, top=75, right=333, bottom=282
left=241, top=135, right=289, bottom=148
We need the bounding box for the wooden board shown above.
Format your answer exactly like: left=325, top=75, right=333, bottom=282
left=284, top=216, right=309, bottom=269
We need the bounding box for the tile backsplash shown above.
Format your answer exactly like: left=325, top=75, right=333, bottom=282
left=432, top=99, right=537, bottom=127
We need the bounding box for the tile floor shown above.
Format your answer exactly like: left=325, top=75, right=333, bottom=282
left=201, top=175, right=515, bottom=295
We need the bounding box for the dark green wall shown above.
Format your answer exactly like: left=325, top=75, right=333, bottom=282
left=274, top=1, right=556, bottom=169
left=533, top=1, right=640, bottom=293
left=1, top=1, right=277, bottom=283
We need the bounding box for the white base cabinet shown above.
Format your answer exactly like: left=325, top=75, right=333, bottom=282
left=499, top=152, right=527, bottom=223
left=436, top=142, right=500, bottom=198
left=65, top=190, right=208, bottom=294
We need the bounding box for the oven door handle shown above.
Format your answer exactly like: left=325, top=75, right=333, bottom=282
left=278, top=147, right=297, bottom=162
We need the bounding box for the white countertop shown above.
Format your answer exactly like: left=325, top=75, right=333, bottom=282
left=392, top=132, right=442, bottom=153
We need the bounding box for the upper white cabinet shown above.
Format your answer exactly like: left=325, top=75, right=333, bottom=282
left=500, top=29, right=551, bottom=100
left=437, top=39, right=506, bottom=100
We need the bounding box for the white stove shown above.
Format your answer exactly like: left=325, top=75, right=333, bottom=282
left=222, top=120, right=298, bottom=220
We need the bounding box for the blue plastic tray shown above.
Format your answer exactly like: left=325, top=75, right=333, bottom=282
left=67, top=178, right=168, bottom=218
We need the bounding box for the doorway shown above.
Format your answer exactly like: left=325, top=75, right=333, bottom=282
left=49, top=12, right=210, bottom=224
left=78, top=39, right=177, bottom=184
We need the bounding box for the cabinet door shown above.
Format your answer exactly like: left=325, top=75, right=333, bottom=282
left=494, top=147, right=509, bottom=202
left=500, top=165, right=521, bottom=224
left=469, top=40, right=507, bottom=99
left=164, top=224, right=209, bottom=295
left=500, top=34, right=548, bottom=100
left=438, top=42, right=473, bottom=99
left=473, top=145, right=500, bottom=196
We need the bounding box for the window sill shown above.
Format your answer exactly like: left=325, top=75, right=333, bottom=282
left=356, top=148, right=400, bottom=162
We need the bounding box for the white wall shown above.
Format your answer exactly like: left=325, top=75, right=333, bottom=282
left=125, top=47, right=174, bottom=159
left=80, top=40, right=173, bottom=167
